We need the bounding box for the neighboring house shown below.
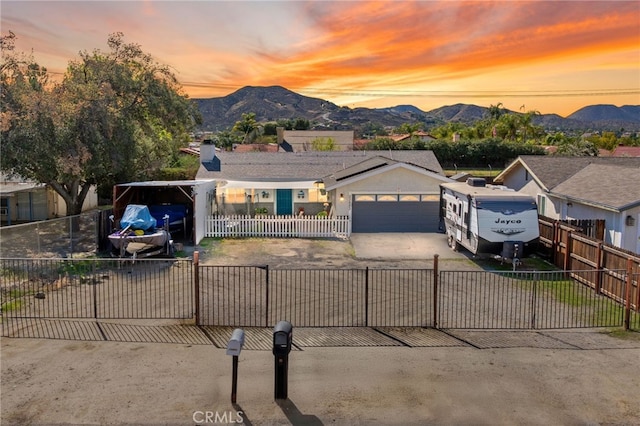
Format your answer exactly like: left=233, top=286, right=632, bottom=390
left=493, top=156, right=640, bottom=253
left=611, top=146, right=640, bottom=157
left=276, top=129, right=355, bottom=151
left=197, top=144, right=450, bottom=233
left=0, top=174, right=99, bottom=225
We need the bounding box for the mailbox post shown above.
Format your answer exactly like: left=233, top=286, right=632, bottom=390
left=272, top=321, right=293, bottom=400
left=226, top=328, right=245, bottom=404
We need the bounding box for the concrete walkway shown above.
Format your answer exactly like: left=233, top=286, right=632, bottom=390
left=350, top=233, right=467, bottom=260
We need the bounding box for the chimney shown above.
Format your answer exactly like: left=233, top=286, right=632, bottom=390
left=200, top=140, right=217, bottom=163
left=276, top=127, right=284, bottom=145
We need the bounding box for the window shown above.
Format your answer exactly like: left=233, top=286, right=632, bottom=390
left=399, top=195, right=419, bottom=202
left=354, top=195, right=375, bottom=202
left=377, top=195, right=398, bottom=202
left=421, top=194, right=439, bottom=202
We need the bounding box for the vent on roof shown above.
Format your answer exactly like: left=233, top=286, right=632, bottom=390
left=467, top=178, right=486, bottom=187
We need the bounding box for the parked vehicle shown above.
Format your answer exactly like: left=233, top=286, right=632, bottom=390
left=440, top=178, right=539, bottom=262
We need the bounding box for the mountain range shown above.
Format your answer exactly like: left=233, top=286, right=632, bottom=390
left=194, top=86, right=640, bottom=134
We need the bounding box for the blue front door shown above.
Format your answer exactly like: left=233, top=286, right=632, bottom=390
left=276, top=189, right=293, bottom=215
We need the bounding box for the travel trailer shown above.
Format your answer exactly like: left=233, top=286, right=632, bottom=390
left=440, top=178, right=539, bottom=260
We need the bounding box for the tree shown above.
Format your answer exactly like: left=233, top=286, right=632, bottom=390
left=311, top=137, right=336, bottom=151
left=233, top=112, right=259, bottom=143
left=1, top=32, right=201, bottom=215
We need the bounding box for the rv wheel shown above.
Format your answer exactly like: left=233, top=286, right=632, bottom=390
left=448, top=233, right=459, bottom=251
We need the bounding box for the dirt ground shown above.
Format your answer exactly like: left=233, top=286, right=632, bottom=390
left=2, top=236, right=640, bottom=425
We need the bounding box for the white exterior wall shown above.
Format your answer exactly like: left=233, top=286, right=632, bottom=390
left=330, top=167, right=445, bottom=217
left=192, top=180, right=217, bottom=244
left=622, top=206, right=640, bottom=254
left=500, top=167, right=531, bottom=191
left=53, top=187, right=99, bottom=216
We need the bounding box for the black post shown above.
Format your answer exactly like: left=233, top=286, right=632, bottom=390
left=273, top=320, right=292, bottom=400
left=274, top=354, right=288, bottom=400
left=231, top=355, right=239, bottom=404
left=365, top=266, right=369, bottom=327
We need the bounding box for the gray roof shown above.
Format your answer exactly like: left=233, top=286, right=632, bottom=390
left=510, top=155, right=640, bottom=191
left=551, top=163, right=640, bottom=210
left=197, top=150, right=444, bottom=181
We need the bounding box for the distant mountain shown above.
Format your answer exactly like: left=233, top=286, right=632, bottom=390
left=194, top=86, right=640, bottom=133
left=568, top=104, right=640, bottom=122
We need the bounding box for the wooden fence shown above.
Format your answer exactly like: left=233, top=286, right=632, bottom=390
left=538, top=216, right=639, bottom=317
left=205, top=214, right=350, bottom=238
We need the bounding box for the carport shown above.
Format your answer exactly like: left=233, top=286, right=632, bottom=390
left=113, top=180, right=216, bottom=244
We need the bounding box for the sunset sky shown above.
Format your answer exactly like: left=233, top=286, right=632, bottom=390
left=2, top=1, right=639, bottom=117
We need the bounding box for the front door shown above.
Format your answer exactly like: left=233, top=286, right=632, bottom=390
left=276, top=189, right=293, bottom=215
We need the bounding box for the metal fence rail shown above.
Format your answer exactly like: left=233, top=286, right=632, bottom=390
left=0, top=258, right=193, bottom=323
left=438, top=270, right=628, bottom=329
left=2, top=257, right=638, bottom=338
left=196, top=266, right=434, bottom=328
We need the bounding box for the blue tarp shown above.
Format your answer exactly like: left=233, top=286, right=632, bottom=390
left=119, top=205, right=157, bottom=231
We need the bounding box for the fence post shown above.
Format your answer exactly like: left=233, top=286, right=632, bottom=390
left=530, top=272, right=539, bottom=329
left=194, top=251, right=200, bottom=325
left=624, top=258, right=632, bottom=330
left=364, top=267, right=369, bottom=327
left=93, top=262, right=98, bottom=320
left=265, top=265, right=269, bottom=327
left=595, top=243, right=603, bottom=295
left=563, top=230, right=572, bottom=272
left=433, top=254, right=439, bottom=329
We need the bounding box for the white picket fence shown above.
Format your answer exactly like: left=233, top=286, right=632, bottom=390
left=205, top=214, right=351, bottom=238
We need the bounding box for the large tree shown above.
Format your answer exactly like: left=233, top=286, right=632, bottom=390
left=1, top=32, right=201, bottom=215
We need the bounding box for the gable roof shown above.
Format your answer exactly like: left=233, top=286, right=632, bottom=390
left=197, top=150, right=444, bottom=182
left=322, top=156, right=449, bottom=189
left=495, top=155, right=640, bottom=191
left=551, top=163, right=640, bottom=210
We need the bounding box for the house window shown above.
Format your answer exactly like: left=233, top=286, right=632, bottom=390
left=399, top=195, right=420, bottom=202
left=354, top=195, right=375, bottom=202
left=537, top=195, right=546, bottom=216
left=377, top=195, right=398, bottom=202
left=307, top=188, right=327, bottom=203
left=421, top=194, right=440, bottom=202
left=221, top=188, right=247, bottom=203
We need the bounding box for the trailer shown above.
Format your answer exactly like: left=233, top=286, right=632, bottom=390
left=440, top=178, right=539, bottom=263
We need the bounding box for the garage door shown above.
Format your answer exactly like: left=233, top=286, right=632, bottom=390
left=352, top=194, right=440, bottom=233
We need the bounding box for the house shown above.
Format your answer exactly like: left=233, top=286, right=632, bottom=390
left=493, top=156, right=640, bottom=253
left=196, top=144, right=450, bottom=233
left=276, top=129, right=355, bottom=151
left=0, top=174, right=98, bottom=225
left=611, top=146, right=640, bottom=157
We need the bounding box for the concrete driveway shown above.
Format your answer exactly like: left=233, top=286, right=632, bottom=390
left=350, top=233, right=467, bottom=261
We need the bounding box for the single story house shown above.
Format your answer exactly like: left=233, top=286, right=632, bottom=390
left=0, top=174, right=98, bottom=225
left=196, top=143, right=450, bottom=233
left=493, top=156, right=640, bottom=253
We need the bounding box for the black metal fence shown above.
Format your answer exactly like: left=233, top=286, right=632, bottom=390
left=1, top=258, right=193, bottom=322
left=2, top=258, right=638, bottom=338
left=197, top=267, right=434, bottom=328
left=197, top=266, right=636, bottom=329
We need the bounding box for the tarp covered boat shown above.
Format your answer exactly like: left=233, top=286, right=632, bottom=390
left=109, top=205, right=173, bottom=258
